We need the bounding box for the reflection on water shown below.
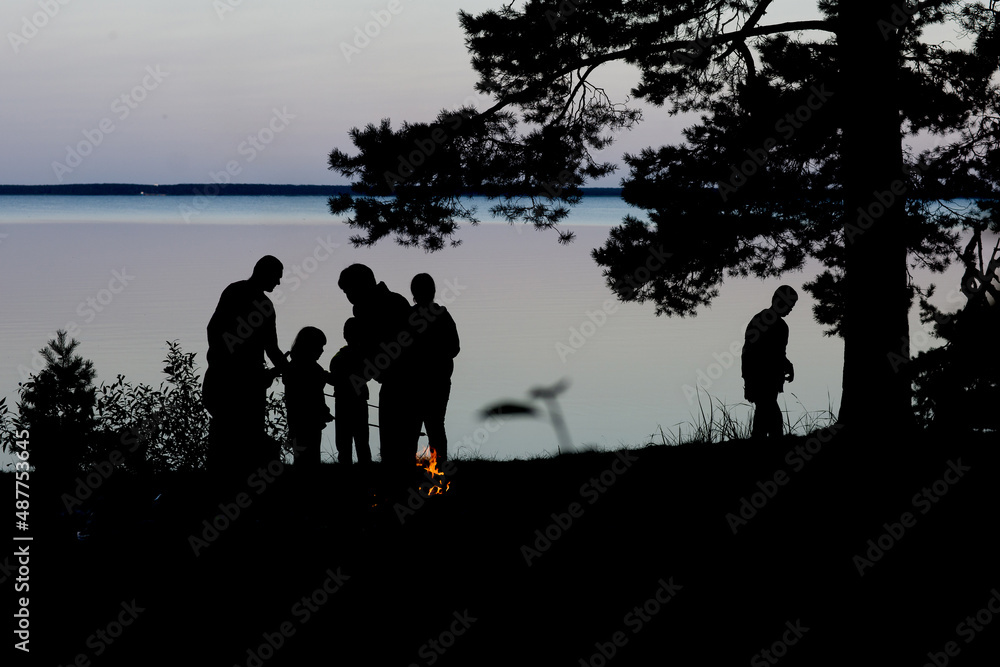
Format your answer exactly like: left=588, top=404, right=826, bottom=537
left=0, top=194, right=637, bottom=226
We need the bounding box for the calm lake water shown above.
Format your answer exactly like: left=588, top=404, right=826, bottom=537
left=0, top=195, right=969, bottom=465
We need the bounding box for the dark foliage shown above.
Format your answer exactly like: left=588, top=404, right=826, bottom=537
left=2, top=337, right=290, bottom=475
left=94, top=341, right=211, bottom=474
left=327, top=0, right=999, bottom=429
left=1, top=331, right=97, bottom=475
left=326, top=1, right=1000, bottom=325
left=911, top=232, right=1000, bottom=432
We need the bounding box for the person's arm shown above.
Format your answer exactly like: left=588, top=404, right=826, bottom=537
left=206, top=284, right=238, bottom=364
left=263, top=363, right=282, bottom=387
left=442, top=309, right=460, bottom=359
left=310, top=361, right=334, bottom=391
left=265, top=342, right=290, bottom=373
left=741, top=316, right=760, bottom=380
left=779, top=319, right=792, bottom=382
left=323, top=354, right=337, bottom=386
left=261, top=295, right=289, bottom=373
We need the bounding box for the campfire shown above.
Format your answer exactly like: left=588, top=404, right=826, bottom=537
left=415, top=447, right=451, bottom=496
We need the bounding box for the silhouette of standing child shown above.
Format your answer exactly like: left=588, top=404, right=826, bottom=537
left=409, top=273, right=460, bottom=462
left=742, top=285, right=797, bottom=440
left=329, top=318, right=372, bottom=466
left=284, top=326, right=334, bottom=469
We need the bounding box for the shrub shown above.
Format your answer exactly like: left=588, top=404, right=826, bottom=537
left=94, top=340, right=290, bottom=473
left=95, top=340, right=211, bottom=474
left=1, top=330, right=97, bottom=477
left=3, top=335, right=293, bottom=477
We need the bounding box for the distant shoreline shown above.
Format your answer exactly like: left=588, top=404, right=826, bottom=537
left=0, top=184, right=624, bottom=197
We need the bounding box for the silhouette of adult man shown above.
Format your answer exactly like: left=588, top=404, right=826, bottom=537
left=204, top=255, right=290, bottom=478
left=337, top=264, right=418, bottom=483
left=742, top=285, right=797, bottom=440
left=409, top=273, right=460, bottom=463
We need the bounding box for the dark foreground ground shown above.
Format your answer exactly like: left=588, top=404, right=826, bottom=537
left=6, top=426, right=999, bottom=666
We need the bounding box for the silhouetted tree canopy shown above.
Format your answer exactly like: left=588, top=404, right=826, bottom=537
left=329, top=0, right=1000, bottom=429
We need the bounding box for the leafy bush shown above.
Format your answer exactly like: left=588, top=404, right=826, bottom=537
left=95, top=340, right=211, bottom=474
left=3, top=335, right=291, bottom=476
left=95, top=340, right=291, bottom=473
left=266, top=385, right=291, bottom=460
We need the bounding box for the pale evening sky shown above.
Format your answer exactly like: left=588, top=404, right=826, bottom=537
left=1, top=0, right=830, bottom=187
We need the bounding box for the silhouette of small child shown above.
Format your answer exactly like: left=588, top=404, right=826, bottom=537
left=329, top=318, right=371, bottom=466
left=284, top=326, right=334, bottom=469
left=409, top=273, right=460, bottom=463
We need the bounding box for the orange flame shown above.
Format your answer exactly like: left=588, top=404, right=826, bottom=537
left=416, top=446, right=450, bottom=496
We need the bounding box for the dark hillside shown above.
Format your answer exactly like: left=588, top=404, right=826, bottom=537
left=11, top=428, right=998, bottom=666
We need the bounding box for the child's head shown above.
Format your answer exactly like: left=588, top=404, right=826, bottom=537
left=343, top=317, right=362, bottom=346
left=411, top=273, right=435, bottom=306
left=291, top=326, right=326, bottom=361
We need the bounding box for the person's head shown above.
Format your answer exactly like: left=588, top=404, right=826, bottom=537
left=250, top=255, right=283, bottom=292
left=291, top=326, right=326, bottom=361
left=410, top=273, right=435, bottom=306
left=771, top=285, right=798, bottom=317
left=343, top=317, right=362, bottom=346
left=338, top=263, right=377, bottom=305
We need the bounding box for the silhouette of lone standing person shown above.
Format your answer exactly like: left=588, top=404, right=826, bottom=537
left=742, top=285, right=797, bottom=440
left=204, top=255, right=290, bottom=478
left=337, top=264, right=417, bottom=482
left=409, top=273, right=460, bottom=463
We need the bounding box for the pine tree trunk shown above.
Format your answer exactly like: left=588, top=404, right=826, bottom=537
left=837, top=1, right=915, bottom=434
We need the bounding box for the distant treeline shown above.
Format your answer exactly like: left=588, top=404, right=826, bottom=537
left=0, top=184, right=624, bottom=197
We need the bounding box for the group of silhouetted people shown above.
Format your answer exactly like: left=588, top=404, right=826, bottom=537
left=203, top=257, right=459, bottom=487
left=202, top=255, right=799, bottom=491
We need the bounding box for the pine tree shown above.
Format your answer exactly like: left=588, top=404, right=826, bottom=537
left=10, top=330, right=98, bottom=477
left=328, top=1, right=1000, bottom=432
